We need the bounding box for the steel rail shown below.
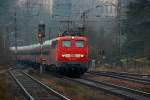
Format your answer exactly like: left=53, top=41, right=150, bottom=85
left=92, top=71, right=150, bottom=77
left=23, top=72, right=70, bottom=100
left=114, top=72, right=150, bottom=77
left=9, top=70, right=34, bottom=100
left=9, top=69, right=70, bottom=100
left=88, top=71, right=150, bottom=85
left=72, top=78, right=150, bottom=100
left=44, top=70, right=150, bottom=100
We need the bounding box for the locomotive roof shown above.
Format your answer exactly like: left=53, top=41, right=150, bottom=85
left=56, top=35, right=87, bottom=40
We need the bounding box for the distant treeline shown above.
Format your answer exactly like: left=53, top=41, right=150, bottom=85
left=123, top=0, right=150, bottom=58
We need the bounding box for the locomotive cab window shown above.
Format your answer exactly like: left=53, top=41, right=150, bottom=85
left=75, top=40, right=84, bottom=47
left=62, top=40, right=71, bottom=47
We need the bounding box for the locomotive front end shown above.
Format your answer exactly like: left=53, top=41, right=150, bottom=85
left=57, top=36, right=89, bottom=75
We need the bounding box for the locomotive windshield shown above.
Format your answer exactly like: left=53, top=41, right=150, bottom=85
left=62, top=40, right=71, bottom=47
left=75, top=40, right=84, bottom=48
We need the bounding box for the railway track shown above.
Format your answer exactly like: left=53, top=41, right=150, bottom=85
left=88, top=71, right=150, bottom=85
left=91, top=71, right=150, bottom=79
left=9, top=69, right=70, bottom=100
left=72, top=78, right=150, bottom=100
left=43, top=69, right=150, bottom=100
left=112, top=72, right=150, bottom=78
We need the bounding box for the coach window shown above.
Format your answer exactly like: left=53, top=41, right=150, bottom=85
left=75, top=40, right=84, bottom=48
left=51, top=41, right=57, bottom=48
left=62, top=40, right=71, bottom=47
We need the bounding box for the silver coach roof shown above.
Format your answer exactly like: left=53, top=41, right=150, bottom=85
left=10, top=38, right=57, bottom=52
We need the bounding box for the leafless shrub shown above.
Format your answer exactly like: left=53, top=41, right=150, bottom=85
left=0, top=35, right=12, bottom=65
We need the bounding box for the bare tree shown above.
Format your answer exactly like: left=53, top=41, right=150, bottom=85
left=0, top=34, right=12, bottom=65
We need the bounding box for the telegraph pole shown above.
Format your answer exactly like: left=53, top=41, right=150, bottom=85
left=38, top=22, right=45, bottom=74
left=81, top=12, right=86, bottom=34
left=80, top=4, right=103, bottom=34
left=117, top=0, right=121, bottom=63
left=6, top=26, right=10, bottom=47
left=14, top=7, right=18, bottom=61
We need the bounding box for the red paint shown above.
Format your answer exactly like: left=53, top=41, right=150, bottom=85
left=17, top=35, right=88, bottom=65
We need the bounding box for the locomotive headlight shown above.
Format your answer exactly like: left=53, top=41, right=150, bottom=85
left=72, top=36, right=75, bottom=39
left=80, top=54, right=84, bottom=57
left=62, top=54, right=65, bottom=57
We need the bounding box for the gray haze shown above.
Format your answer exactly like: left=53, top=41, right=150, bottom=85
left=0, top=0, right=132, bottom=62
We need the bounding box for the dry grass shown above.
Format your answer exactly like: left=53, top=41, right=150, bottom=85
left=0, top=65, right=12, bottom=100
left=95, top=66, right=150, bottom=75
left=0, top=74, right=10, bottom=100
left=87, top=74, right=150, bottom=93
left=0, top=65, right=25, bottom=100
left=92, top=66, right=150, bottom=93
left=29, top=70, right=121, bottom=100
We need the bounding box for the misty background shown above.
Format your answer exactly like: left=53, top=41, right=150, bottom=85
left=0, top=0, right=149, bottom=65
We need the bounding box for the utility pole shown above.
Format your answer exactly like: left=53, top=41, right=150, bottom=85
left=38, top=22, right=45, bottom=74
left=81, top=12, right=86, bottom=34
left=67, top=17, right=70, bottom=32
left=14, top=7, right=18, bottom=60
left=6, top=26, right=10, bottom=47
left=80, top=4, right=103, bottom=34
left=117, top=0, right=121, bottom=62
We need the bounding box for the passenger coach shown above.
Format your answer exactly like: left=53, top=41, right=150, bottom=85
left=11, top=35, right=89, bottom=76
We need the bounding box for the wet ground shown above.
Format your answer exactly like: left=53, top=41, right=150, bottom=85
left=0, top=65, right=13, bottom=100
left=86, top=73, right=150, bottom=93
left=29, top=70, right=122, bottom=100
left=0, top=65, right=26, bottom=100
left=0, top=64, right=150, bottom=100
left=95, top=66, right=150, bottom=75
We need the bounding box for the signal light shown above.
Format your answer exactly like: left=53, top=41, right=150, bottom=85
left=38, top=24, right=45, bottom=38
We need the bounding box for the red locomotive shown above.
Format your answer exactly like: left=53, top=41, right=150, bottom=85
left=11, top=35, right=89, bottom=76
